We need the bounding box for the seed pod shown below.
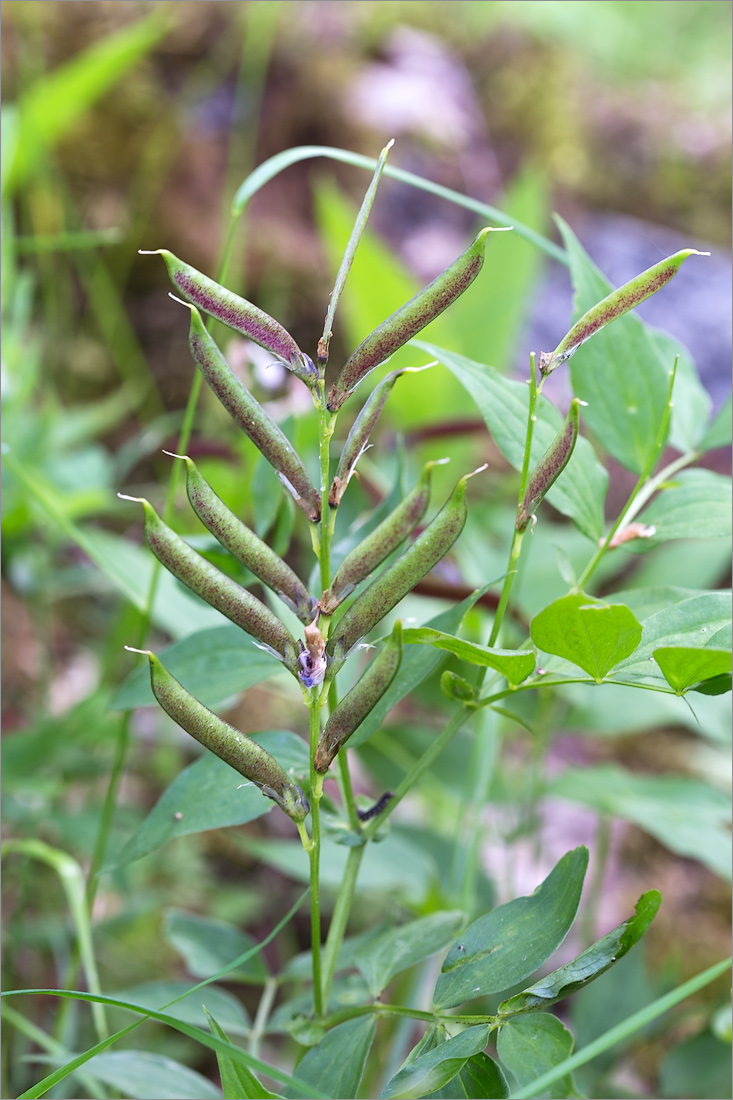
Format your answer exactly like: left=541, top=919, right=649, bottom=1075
left=315, top=622, right=403, bottom=773
left=119, top=494, right=300, bottom=675
left=329, top=363, right=435, bottom=508
left=322, top=459, right=445, bottom=615
left=328, top=229, right=493, bottom=411
left=516, top=399, right=580, bottom=532
left=140, top=248, right=317, bottom=387
left=140, top=649, right=309, bottom=821
left=539, top=248, right=709, bottom=376
left=168, top=452, right=316, bottom=624
left=175, top=300, right=321, bottom=522
left=326, top=466, right=485, bottom=660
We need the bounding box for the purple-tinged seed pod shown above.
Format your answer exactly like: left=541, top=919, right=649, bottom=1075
left=315, top=622, right=403, bottom=773
left=140, top=249, right=318, bottom=387
left=172, top=299, right=321, bottom=522
left=539, top=247, right=709, bottom=376
left=516, top=399, right=581, bottom=532
left=327, top=228, right=494, bottom=411
left=326, top=466, right=486, bottom=660
left=132, top=648, right=309, bottom=821
left=321, top=459, right=446, bottom=615
left=167, top=451, right=316, bottom=624
left=329, top=363, right=435, bottom=509
left=119, top=494, right=301, bottom=676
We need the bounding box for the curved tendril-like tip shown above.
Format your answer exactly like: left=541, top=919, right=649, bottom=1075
left=124, top=645, right=151, bottom=656
left=162, top=449, right=189, bottom=461
left=117, top=492, right=146, bottom=504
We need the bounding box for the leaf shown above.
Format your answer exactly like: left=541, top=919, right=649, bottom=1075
left=699, top=393, right=732, bottom=452
left=432, top=847, right=588, bottom=1010
left=654, top=646, right=732, bottom=694
left=402, top=629, right=535, bottom=686
left=630, top=469, right=732, bottom=545
left=548, top=766, right=731, bottom=879
left=613, top=591, right=731, bottom=685
left=380, top=1025, right=491, bottom=1099
left=496, top=1013, right=574, bottom=1100
left=163, top=910, right=268, bottom=983
left=109, top=732, right=309, bottom=867
left=286, top=1017, right=375, bottom=1100
left=652, top=331, right=712, bottom=452
left=349, top=588, right=487, bottom=749
left=353, top=911, right=464, bottom=996
left=498, top=891, right=662, bottom=1014
left=204, top=1011, right=282, bottom=1100
left=530, top=594, right=643, bottom=681
left=111, top=980, right=249, bottom=1036
left=81, top=1050, right=222, bottom=1100
left=112, top=625, right=287, bottom=709
left=430, top=1053, right=510, bottom=1099
left=557, top=219, right=673, bottom=474
left=416, top=342, right=607, bottom=541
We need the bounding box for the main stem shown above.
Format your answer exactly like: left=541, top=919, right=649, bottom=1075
left=308, top=696, right=324, bottom=1018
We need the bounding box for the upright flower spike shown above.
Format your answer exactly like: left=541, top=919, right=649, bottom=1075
left=135, top=648, right=309, bottom=822
left=140, top=248, right=318, bottom=387
left=326, top=466, right=485, bottom=662
left=327, top=228, right=497, bottom=411
left=315, top=621, right=403, bottom=773
left=516, top=399, right=581, bottom=532
left=119, top=494, right=301, bottom=676
left=322, top=459, right=446, bottom=615
left=174, top=299, right=321, bottom=522
left=166, top=452, right=317, bottom=625
left=539, top=248, right=710, bottom=376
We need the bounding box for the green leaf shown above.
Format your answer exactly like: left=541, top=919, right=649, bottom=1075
left=430, top=1053, right=510, bottom=1099
left=109, top=732, right=308, bottom=867
left=111, top=980, right=249, bottom=1036
left=699, top=393, right=732, bottom=452
left=416, top=342, right=607, bottom=541
left=402, top=628, right=535, bottom=686
left=530, top=594, right=643, bottom=681
left=112, top=625, right=287, bottom=709
left=81, top=1050, right=221, bottom=1100
left=349, top=588, right=486, bottom=749
left=557, top=219, right=673, bottom=474
left=353, top=911, right=464, bottom=996
left=432, top=848, right=588, bottom=1010
left=380, top=1025, right=490, bottom=1099
left=496, top=1013, right=574, bottom=1099
left=204, top=1011, right=282, bottom=1100
left=653, top=646, right=732, bottom=694
left=498, top=891, right=661, bottom=1014
left=548, top=766, right=731, bottom=879
left=614, top=591, right=731, bottom=685
left=287, top=1017, right=375, bottom=1100
left=631, top=469, right=732, bottom=545
left=163, top=910, right=268, bottom=983
left=692, top=673, right=733, bottom=696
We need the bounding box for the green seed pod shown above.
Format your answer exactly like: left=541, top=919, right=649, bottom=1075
left=119, top=494, right=300, bottom=675
left=168, top=452, right=316, bottom=624
left=140, top=248, right=317, bottom=386
left=326, top=466, right=485, bottom=660
left=329, top=363, right=435, bottom=509
left=139, top=649, right=309, bottom=821
left=315, top=622, right=403, bottom=773
left=174, top=300, right=321, bottom=522
left=327, top=229, right=492, bottom=411
left=539, top=248, right=709, bottom=376
left=516, top=399, right=581, bottom=532
left=322, top=459, right=446, bottom=615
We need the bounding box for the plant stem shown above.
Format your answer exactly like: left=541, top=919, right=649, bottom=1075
left=308, top=698, right=324, bottom=1018
left=320, top=844, right=365, bottom=1006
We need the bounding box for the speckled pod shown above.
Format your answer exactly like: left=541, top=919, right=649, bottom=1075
left=181, top=302, right=321, bottom=522
left=516, top=399, right=580, bottom=532
left=326, top=467, right=481, bottom=660
left=174, top=453, right=316, bottom=624
left=144, top=248, right=318, bottom=387
left=539, top=248, right=708, bottom=376
left=315, top=622, right=402, bottom=773
left=327, top=228, right=491, bottom=411
left=132, top=496, right=301, bottom=675
left=146, top=651, right=309, bottom=821
left=322, top=460, right=441, bottom=615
